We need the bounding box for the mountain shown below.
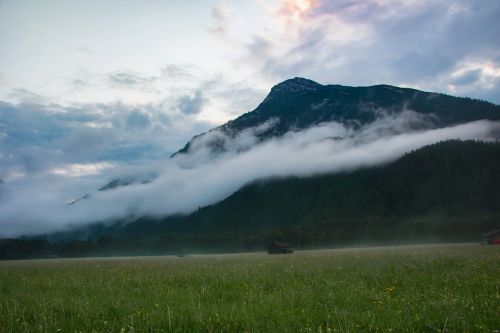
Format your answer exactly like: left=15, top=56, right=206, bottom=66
left=174, top=78, right=500, bottom=156
left=4, top=78, right=500, bottom=258
left=71, top=78, right=500, bottom=202
left=63, top=79, right=500, bottom=239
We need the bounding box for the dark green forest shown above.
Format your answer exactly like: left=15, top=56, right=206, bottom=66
left=2, top=140, right=499, bottom=260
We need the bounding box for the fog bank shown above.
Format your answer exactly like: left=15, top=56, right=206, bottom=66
left=0, top=114, right=498, bottom=236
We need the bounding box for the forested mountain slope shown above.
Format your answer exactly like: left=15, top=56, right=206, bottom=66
left=69, top=140, right=500, bottom=243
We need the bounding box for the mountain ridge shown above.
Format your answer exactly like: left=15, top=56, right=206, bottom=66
left=173, top=78, right=499, bottom=157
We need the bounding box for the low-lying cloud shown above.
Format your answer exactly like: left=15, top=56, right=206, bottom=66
left=0, top=111, right=498, bottom=237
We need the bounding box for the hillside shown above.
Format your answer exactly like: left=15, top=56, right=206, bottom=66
left=57, top=140, right=500, bottom=245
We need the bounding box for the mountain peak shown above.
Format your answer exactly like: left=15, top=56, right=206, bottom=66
left=174, top=79, right=500, bottom=157
left=268, top=77, right=323, bottom=97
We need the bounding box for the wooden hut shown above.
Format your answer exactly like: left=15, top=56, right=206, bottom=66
left=266, top=242, right=293, bottom=254
left=481, top=229, right=500, bottom=245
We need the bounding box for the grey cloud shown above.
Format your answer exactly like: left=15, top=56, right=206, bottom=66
left=245, top=0, right=500, bottom=103
left=57, top=126, right=112, bottom=157
left=177, top=90, right=205, bottom=115
left=64, top=64, right=266, bottom=129
left=108, top=71, right=154, bottom=87
left=8, top=88, right=47, bottom=104
left=452, top=69, right=483, bottom=86
left=310, top=0, right=386, bottom=23
left=160, top=64, right=203, bottom=80
left=453, top=75, right=500, bottom=103
left=126, top=110, right=151, bottom=129
left=0, top=100, right=211, bottom=181
left=245, top=34, right=274, bottom=59
left=4, top=67, right=268, bottom=173
left=0, top=105, right=97, bottom=179
left=208, top=4, right=229, bottom=37
left=71, top=64, right=205, bottom=95
left=75, top=45, right=92, bottom=54
left=212, top=82, right=267, bottom=116
left=161, top=65, right=189, bottom=79
left=71, top=78, right=92, bottom=89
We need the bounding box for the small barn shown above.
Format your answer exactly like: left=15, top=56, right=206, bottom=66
left=481, top=229, right=500, bottom=245
left=266, top=242, right=293, bottom=254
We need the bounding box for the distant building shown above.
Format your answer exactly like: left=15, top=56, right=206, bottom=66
left=481, top=229, right=500, bottom=245
left=266, top=242, right=293, bottom=254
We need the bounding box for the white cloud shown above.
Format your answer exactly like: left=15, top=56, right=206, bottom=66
left=49, top=162, right=114, bottom=177
left=0, top=111, right=498, bottom=237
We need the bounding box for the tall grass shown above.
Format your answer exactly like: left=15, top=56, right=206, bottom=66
left=1, top=244, right=499, bottom=332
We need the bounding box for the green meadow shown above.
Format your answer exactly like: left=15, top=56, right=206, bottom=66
left=0, top=244, right=499, bottom=332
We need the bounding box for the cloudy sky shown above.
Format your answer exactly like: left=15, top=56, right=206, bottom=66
left=0, top=0, right=499, bottom=235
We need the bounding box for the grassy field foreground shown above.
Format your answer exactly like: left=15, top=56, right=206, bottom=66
left=0, top=244, right=499, bottom=332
